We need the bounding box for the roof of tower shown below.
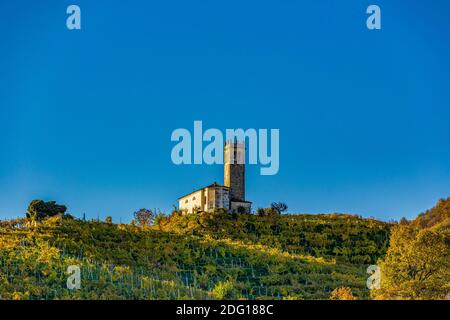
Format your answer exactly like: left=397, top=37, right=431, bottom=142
left=224, top=140, right=245, bottom=146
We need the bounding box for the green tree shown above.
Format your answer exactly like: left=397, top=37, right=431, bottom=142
left=26, top=200, right=67, bottom=221
left=372, top=224, right=449, bottom=299
left=256, top=208, right=266, bottom=217
left=372, top=198, right=450, bottom=300
left=211, top=281, right=237, bottom=299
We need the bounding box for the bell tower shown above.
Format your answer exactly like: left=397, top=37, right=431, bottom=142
left=224, top=141, right=245, bottom=202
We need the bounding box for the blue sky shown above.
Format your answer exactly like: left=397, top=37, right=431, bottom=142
left=1, top=0, right=449, bottom=222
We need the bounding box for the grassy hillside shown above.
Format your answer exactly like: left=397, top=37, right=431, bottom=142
left=0, top=211, right=391, bottom=300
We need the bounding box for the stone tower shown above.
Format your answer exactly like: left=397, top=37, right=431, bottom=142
left=224, top=141, right=245, bottom=202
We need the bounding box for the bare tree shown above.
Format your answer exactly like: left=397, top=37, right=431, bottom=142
left=133, top=208, right=154, bottom=226
left=270, top=202, right=288, bottom=215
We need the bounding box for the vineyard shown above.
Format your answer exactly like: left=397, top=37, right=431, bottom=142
left=0, top=212, right=391, bottom=300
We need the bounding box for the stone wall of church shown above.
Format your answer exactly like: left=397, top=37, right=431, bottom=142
left=179, top=189, right=204, bottom=214
left=180, top=186, right=230, bottom=214
left=213, top=186, right=230, bottom=210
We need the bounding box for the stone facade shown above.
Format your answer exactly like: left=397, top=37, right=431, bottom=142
left=224, top=142, right=245, bottom=202
left=230, top=200, right=252, bottom=214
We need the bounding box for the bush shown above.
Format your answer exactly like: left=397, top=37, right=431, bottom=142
left=329, top=287, right=357, bottom=300
left=211, top=281, right=237, bottom=300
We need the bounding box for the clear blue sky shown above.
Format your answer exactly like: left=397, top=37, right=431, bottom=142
left=1, top=1, right=449, bottom=222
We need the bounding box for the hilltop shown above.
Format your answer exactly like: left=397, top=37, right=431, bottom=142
left=0, top=211, right=391, bottom=300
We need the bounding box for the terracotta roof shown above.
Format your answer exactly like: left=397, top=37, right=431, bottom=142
left=178, top=182, right=229, bottom=199
left=205, top=182, right=228, bottom=188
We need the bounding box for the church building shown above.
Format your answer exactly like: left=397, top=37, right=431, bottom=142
left=178, top=142, right=252, bottom=214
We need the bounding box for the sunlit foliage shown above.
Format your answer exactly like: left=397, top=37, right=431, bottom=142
left=0, top=209, right=393, bottom=300
left=372, top=198, right=450, bottom=300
